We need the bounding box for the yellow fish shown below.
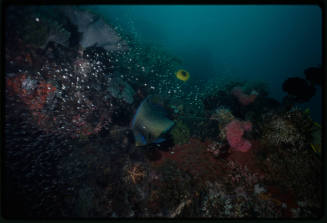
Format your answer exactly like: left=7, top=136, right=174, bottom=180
left=310, top=143, right=321, bottom=154
left=314, top=122, right=321, bottom=128
left=176, top=69, right=190, bottom=82
left=304, top=108, right=310, bottom=114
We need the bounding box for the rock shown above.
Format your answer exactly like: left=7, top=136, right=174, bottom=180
left=106, top=77, right=135, bottom=104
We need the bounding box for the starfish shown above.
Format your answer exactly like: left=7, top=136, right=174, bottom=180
left=127, top=164, right=145, bottom=184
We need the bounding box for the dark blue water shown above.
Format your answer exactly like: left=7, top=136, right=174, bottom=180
left=86, top=5, right=322, bottom=122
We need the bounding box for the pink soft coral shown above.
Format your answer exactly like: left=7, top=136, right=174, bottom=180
left=225, top=120, right=252, bottom=152
left=231, top=87, right=258, bottom=106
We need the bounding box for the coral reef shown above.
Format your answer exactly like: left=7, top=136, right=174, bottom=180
left=261, top=109, right=313, bottom=152
left=224, top=119, right=253, bottom=152
left=6, top=73, right=57, bottom=129
left=245, top=81, right=269, bottom=97
left=210, top=106, right=235, bottom=127
left=261, top=145, right=322, bottom=217
left=20, top=13, right=71, bottom=49
left=114, top=43, right=183, bottom=100
left=263, top=116, right=301, bottom=147
left=106, top=77, right=135, bottom=104
left=231, top=86, right=258, bottom=106
left=125, top=163, right=146, bottom=184
left=4, top=5, right=322, bottom=219
left=310, top=124, right=321, bottom=154
left=170, top=121, right=190, bottom=145
left=199, top=178, right=284, bottom=218
left=150, top=139, right=227, bottom=183
left=206, top=141, right=228, bottom=158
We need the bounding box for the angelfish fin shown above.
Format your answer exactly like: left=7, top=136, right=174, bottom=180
left=135, top=132, right=147, bottom=146
left=153, top=137, right=166, bottom=144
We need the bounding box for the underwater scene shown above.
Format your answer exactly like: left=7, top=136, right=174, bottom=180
left=3, top=5, right=323, bottom=218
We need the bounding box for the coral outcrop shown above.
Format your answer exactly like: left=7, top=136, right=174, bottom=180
left=170, top=121, right=190, bottom=145
left=224, top=120, right=253, bottom=152
left=106, top=77, right=135, bottom=104
left=231, top=86, right=258, bottom=106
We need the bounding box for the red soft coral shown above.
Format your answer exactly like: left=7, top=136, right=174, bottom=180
left=225, top=120, right=252, bottom=152
left=231, top=86, right=258, bottom=106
